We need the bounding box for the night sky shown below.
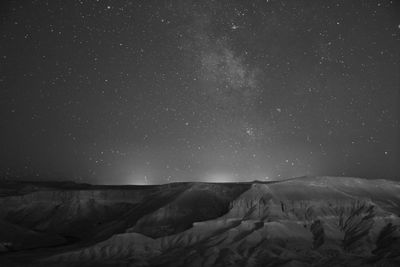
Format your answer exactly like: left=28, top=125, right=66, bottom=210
left=1, top=0, right=399, bottom=184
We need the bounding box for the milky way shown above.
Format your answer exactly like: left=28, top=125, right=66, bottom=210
left=0, top=0, right=399, bottom=184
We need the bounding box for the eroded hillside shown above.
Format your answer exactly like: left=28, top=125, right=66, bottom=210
left=0, top=177, right=399, bottom=266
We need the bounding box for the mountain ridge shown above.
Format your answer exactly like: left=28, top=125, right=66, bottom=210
left=0, top=176, right=399, bottom=266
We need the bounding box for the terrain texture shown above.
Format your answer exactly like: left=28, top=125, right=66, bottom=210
left=0, top=176, right=399, bottom=266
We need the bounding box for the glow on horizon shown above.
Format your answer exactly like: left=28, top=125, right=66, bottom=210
left=125, top=173, right=152, bottom=185
left=203, top=172, right=236, bottom=183
left=202, top=172, right=274, bottom=183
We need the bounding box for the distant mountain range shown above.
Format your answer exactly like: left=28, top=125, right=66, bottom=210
left=0, top=176, right=399, bottom=266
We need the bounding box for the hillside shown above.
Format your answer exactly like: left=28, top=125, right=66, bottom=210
left=0, top=176, right=399, bottom=266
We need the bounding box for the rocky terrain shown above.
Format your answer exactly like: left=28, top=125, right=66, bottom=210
left=0, top=176, right=399, bottom=266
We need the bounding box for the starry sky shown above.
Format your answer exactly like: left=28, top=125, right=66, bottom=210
left=1, top=0, right=399, bottom=184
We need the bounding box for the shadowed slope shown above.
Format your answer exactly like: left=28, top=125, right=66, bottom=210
left=0, top=177, right=399, bottom=266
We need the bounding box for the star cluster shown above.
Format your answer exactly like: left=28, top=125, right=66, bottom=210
left=0, top=0, right=399, bottom=184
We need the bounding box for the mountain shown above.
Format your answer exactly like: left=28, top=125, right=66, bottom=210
left=0, top=176, right=399, bottom=266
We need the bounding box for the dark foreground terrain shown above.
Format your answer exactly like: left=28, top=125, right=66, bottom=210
left=0, top=176, right=399, bottom=266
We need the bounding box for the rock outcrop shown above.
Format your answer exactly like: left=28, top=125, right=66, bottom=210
left=0, top=177, right=399, bottom=266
